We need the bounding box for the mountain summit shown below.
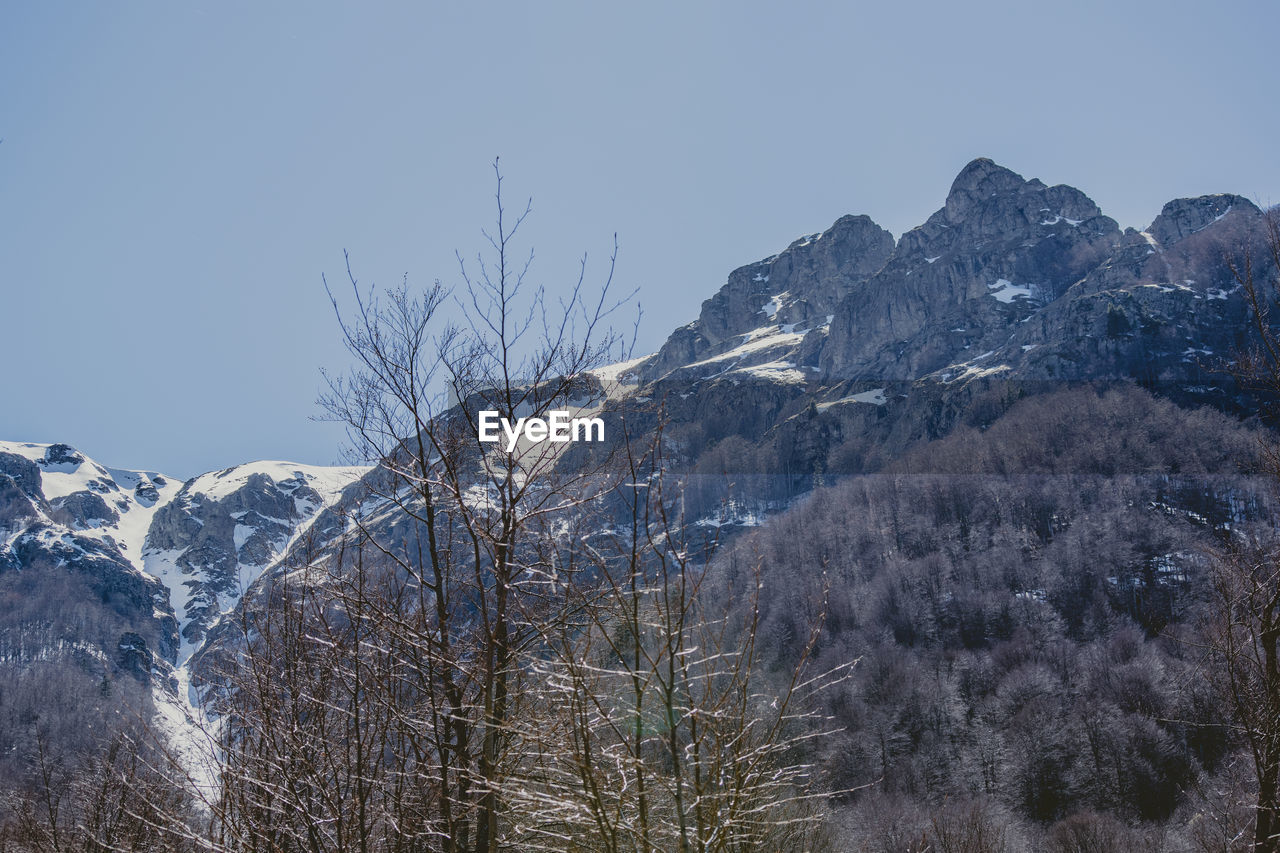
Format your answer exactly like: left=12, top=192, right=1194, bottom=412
left=641, top=158, right=1261, bottom=395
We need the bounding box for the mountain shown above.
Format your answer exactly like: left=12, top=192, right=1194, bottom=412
left=0, top=441, right=184, bottom=677
left=1, top=159, right=1274, bottom=841
left=644, top=158, right=1255, bottom=389
left=143, top=460, right=366, bottom=664
left=0, top=441, right=364, bottom=723
left=5, top=158, right=1270, bottom=690
left=589, top=159, right=1267, bottom=504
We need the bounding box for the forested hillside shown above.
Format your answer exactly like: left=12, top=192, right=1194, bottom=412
left=713, top=384, right=1269, bottom=848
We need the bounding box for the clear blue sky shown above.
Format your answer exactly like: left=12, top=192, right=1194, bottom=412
left=3, top=1, right=1277, bottom=479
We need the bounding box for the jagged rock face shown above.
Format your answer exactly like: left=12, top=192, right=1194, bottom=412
left=116, top=631, right=153, bottom=684
left=0, top=442, right=181, bottom=674
left=644, top=214, right=894, bottom=379
left=640, top=157, right=1269, bottom=394
left=1001, top=198, right=1260, bottom=389
left=609, top=158, right=1271, bottom=492
left=51, top=490, right=120, bottom=528
left=144, top=462, right=365, bottom=662
left=1148, top=194, right=1250, bottom=246
left=0, top=473, right=39, bottom=527
left=820, top=159, right=1122, bottom=379
left=0, top=452, right=42, bottom=500
left=43, top=443, right=84, bottom=467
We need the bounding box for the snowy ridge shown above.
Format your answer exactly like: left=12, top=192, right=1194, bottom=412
left=144, top=460, right=368, bottom=666
left=589, top=353, right=653, bottom=399
left=0, top=439, right=182, bottom=574
left=688, top=326, right=808, bottom=372
left=1, top=438, right=368, bottom=672
left=183, top=460, right=367, bottom=505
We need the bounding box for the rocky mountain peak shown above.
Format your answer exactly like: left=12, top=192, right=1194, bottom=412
left=43, top=443, right=85, bottom=467
left=636, top=158, right=1275, bottom=400
left=943, top=158, right=1031, bottom=223
left=925, top=159, right=1107, bottom=244
left=1147, top=193, right=1260, bottom=246
left=642, top=210, right=893, bottom=380
left=643, top=159, right=1149, bottom=387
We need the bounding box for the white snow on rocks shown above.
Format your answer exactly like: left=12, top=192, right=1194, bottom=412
left=733, top=360, right=808, bottom=384
left=818, top=388, right=888, bottom=410
left=688, top=326, right=807, bottom=370
left=987, top=279, right=1038, bottom=304
left=0, top=440, right=181, bottom=569
left=589, top=353, right=651, bottom=392
left=760, top=291, right=790, bottom=320
left=185, top=461, right=366, bottom=505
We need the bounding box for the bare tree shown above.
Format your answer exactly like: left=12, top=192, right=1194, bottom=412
left=501, top=419, right=851, bottom=852
left=195, top=163, right=851, bottom=853
left=0, top=724, right=196, bottom=853
left=219, top=160, right=633, bottom=852
left=1205, top=536, right=1280, bottom=853
left=1206, top=205, right=1280, bottom=853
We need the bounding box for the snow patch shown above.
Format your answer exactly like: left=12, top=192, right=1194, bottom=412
left=589, top=354, right=651, bottom=397
left=187, top=461, right=366, bottom=505
left=986, top=279, right=1037, bottom=304
left=818, top=388, right=887, bottom=409
left=732, top=360, right=807, bottom=384
left=759, top=291, right=790, bottom=320
left=233, top=524, right=257, bottom=552
left=687, top=326, right=807, bottom=370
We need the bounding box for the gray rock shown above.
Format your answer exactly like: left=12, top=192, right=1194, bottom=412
left=645, top=214, right=893, bottom=379
left=0, top=474, right=38, bottom=527
left=117, top=632, right=153, bottom=684
left=1147, top=194, right=1258, bottom=247
left=820, top=158, right=1121, bottom=379
left=42, top=443, right=84, bottom=467
left=0, top=453, right=42, bottom=500
left=52, top=491, right=120, bottom=528
left=146, top=468, right=336, bottom=655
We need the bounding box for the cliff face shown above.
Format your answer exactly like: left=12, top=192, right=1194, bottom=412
left=644, top=158, right=1263, bottom=394
left=597, top=159, right=1270, bottom=492
left=0, top=441, right=182, bottom=682
left=644, top=214, right=894, bottom=380
left=821, top=159, right=1123, bottom=380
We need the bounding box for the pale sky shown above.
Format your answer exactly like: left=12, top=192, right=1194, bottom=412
left=3, top=1, right=1278, bottom=478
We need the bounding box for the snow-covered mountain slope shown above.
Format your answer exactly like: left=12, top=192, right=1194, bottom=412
left=0, top=440, right=182, bottom=573
left=145, top=460, right=368, bottom=664
left=1, top=441, right=183, bottom=672
left=1, top=440, right=368, bottom=676
left=0, top=439, right=370, bottom=787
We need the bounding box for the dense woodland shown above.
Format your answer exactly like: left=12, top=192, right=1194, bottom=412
left=717, top=384, right=1272, bottom=850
